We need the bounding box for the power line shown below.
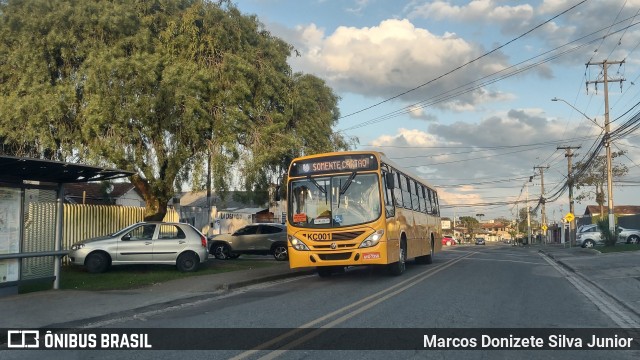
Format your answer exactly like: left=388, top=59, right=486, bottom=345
left=337, top=1, right=588, bottom=121
left=340, top=16, right=640, bottom=132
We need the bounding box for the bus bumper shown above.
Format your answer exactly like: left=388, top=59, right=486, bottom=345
left=288, top=241, right=389, bottom=269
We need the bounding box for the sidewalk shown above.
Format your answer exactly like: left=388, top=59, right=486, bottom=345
left=0, top=262, right=315, bottom=329
left=538, top=244, right=640, bottom=318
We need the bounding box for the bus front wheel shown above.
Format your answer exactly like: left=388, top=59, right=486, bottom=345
left=388, top=241, right=407, bottom=276
left=317, top=266, right=343, bottom=278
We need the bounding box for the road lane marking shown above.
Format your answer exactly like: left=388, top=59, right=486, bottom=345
left=230, top=252, right=477, bottom=360
left=461, top=257, right=546, bottom=265
left=78, top=276, right=315, bottom=328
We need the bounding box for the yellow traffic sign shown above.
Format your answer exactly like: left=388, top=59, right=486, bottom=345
left=564, top=212, right=575, bottom=222
left=542, top=225, right=548, bottom=232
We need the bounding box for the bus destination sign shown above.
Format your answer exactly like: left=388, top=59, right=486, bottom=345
left=290, top=154, right=378, bottom=177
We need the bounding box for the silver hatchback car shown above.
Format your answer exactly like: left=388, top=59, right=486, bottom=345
left=68, top=222, right=209, bottom=273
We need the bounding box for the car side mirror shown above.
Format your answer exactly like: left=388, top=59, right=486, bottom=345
left=122, top=234, right=131, bottom=241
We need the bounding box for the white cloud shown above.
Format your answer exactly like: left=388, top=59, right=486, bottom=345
left=364, top=109, right=591, bottom=215
left=283, top=18, right=512, bottom=109
left=346, top=0, right=372, bottom=15
left=409, top=0, right=534, bottom=24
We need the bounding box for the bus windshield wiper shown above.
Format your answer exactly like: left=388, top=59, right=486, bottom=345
left=308, top=177, right=326, bottom=194
left=339, top=172, right=357, bottom=195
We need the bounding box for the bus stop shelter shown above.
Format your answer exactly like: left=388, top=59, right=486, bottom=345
left=0, top=155, right=133, bottom=296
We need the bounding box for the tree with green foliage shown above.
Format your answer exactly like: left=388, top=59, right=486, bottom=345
left=573, top=151, right=628, bottom=218
left=458, top=216, right=479, bottom=242
left=0, top=0, right=350, bottom=219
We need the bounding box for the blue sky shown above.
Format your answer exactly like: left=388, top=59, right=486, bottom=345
left=236, top=0, right=640, bottom=224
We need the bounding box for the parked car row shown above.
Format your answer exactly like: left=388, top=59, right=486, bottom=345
left=67, top=222, right=288, bottom=273
left=576, top=224, right=640, bottom=248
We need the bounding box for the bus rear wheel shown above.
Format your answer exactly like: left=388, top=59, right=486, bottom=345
left=416, top=240, right=434, bottom=264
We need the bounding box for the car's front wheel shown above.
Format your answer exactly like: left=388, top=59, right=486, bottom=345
left=177, top=252, right=199, bottom=272
left=272, top=244, right=288, bottom=261
left=85, top=252, right=110, bottom=273
left=627, top=235, right=640, bottom=244
left=211, top=243, right=231, bottom=260
left=582, top=239, right=595, bottom=248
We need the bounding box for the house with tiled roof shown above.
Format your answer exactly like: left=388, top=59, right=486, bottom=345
left=171, top=190, right=274, bottom=235
left=583, top=205, right=640, bottom=217
left=64, top=182, right=144, bottom=207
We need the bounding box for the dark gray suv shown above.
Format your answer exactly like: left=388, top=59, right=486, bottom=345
left=208, top=223, right=288, bottom=261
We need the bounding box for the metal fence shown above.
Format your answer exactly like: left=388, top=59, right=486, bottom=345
left=61, top=204, right=178, bottom=264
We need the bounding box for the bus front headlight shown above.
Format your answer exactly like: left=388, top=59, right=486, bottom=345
left=288, top=235, right=310, bottom=251
left=359, top=229, right=384, bottom=248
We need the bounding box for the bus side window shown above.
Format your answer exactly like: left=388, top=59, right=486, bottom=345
left=382, top=171, right=395, bottom=217
left=411, top=180, right=420, bottom=212
left=401, top=175, right=411, bottom=209
left=420, top=186, right=428, bottom=213
left=428, top=189, right=437, bottom=215
left=394, top=172, right=404, bottom=208
left=413, top=182, right=423, bottom=211
left=433, top=191, right=440, bottom=216
left=427, top=188, right=434, bottom=214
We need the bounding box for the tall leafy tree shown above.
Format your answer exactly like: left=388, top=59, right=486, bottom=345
left=573, top=151, right=628, bottom=217
left=458, top=216, right=479, bottom=240
left=1, top=0, right=349, bottom=219
left=238, top=72, right=354, bottom=205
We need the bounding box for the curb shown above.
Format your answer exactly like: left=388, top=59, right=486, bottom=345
left=539, top=249, right=640, bottom=320
left=538, top=249, right=576, bottom=273
left=216, top=268, right=317, bottom=291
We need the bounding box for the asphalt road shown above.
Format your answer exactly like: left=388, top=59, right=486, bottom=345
left=6, top=243, right=640, bottom=360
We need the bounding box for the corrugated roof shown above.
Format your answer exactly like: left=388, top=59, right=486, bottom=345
left=64, top=182, right=140, bottom=205
left=0, top=155, right=133, bottom=184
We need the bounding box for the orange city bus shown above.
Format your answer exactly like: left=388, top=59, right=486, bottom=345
left=286, top=151, right=442, bottom=277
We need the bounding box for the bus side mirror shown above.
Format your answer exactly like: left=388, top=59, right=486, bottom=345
left=385, top=173, right=395, bottom=189
left=275, top=185, right=281, bottom=202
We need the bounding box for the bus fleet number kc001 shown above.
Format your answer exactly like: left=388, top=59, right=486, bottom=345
left=304, top=233, right=332, bottom=241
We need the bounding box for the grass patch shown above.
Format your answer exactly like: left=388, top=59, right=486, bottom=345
left=598, top=244, right=640, bottom=253
left=19, top=258, right=281, bottom=293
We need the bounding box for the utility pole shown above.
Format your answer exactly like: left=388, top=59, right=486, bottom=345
left=586, top=60, right=624, bottom=234
left=534, top=165, right=549, bottom=244
left=558, top=146, right=580, bottom=246
left=525, top=181, right=531, bottom=245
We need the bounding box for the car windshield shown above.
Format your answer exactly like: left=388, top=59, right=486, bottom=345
left=289, top=173, right=381, bottom=228
left=110, top=223, right=141, bottom=237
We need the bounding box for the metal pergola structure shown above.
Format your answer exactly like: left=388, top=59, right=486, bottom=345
left=0, top=156, right=133, bottom=294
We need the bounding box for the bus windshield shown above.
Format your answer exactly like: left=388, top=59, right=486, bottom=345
left=289, top=173, right=381, bottom=228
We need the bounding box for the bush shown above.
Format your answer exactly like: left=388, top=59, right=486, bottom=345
left=597, top=218, right=617, bottom=246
